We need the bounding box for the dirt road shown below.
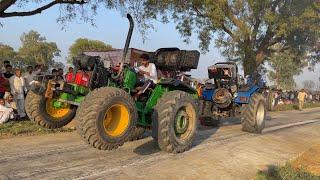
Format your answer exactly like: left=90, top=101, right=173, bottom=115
left=1, top=108, right=320, bottom=180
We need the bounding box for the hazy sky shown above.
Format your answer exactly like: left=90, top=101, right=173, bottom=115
left=0, top=4, right=318, bottom=88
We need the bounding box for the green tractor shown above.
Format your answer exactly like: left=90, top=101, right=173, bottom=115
left=26, top=14, right=201, bottom=153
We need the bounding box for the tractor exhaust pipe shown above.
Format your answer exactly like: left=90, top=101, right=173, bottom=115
left=122, top=14, right=134, bottom=64
left=112, top=14, right=134, bottom=78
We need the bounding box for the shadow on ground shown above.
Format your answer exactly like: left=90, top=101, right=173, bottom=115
left=133, top=139, right=161, bottom=155
left=133, top=116, right=260, bottom=155
left=134, top=119, right=224, bottom=155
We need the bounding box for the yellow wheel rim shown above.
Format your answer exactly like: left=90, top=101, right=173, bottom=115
left=45, top=99, right=71, bottom=119
left=103, top=104, right=130, bottom=137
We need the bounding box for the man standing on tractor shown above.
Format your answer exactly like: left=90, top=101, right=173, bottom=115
left=136, top=54, right=158, bottom=95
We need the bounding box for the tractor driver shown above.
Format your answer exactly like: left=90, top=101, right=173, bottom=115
left=135, top=54, right=158, bottom=97
left=223, top=68, right=231, bottom=77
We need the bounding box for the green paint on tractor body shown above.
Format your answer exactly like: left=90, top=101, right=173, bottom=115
left=135, top=85, right=168, bottom=126
left=123, top=68, right=137, bottom=91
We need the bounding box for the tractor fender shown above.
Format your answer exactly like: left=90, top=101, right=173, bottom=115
left=201, top=88, right=215, bottom=101
left=235, top=85, right=260, bottom=104
left=158, top=79, right=198, bottom=95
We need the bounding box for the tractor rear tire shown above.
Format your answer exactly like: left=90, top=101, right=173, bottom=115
left=128, top=126, right=146, bottom=141
left=241, top=93, right=266, bottom=133
left=153, top=90, right=198, bottom=153
left=25, top=91, right=76, bottom=129
left=76, top=87, right=138, bottom=150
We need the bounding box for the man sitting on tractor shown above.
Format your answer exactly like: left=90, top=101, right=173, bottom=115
left=136, top=54, right=158, bottom=96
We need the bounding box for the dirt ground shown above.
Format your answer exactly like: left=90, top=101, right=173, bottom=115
left=0, top=108, right=320, bottom=179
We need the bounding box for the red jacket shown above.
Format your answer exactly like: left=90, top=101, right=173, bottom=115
left=0, top=74, right=9, bottom=93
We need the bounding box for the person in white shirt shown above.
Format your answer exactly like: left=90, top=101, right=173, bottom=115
left=0, top=98, right=14, bottom=124
left=138, top=54, right=158, bottom=83
left=135, top=54, right=158, bottom=97
left=5, top=93, right=17, bottom=111
left=23, top=65, right=34, bottom=91
left=9, top=68, right=27, bottom=118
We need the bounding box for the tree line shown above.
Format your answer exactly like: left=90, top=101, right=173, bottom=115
left=0, top=30, right=112, bottom=70
left=0, top=0, right=319, bottom=89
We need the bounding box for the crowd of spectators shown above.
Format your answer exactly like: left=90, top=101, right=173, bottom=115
left=271, top=89, right=320, bottom=107
left=0, top=61, right=49, bottom=124
left=0, top=60, right=74, bottom=124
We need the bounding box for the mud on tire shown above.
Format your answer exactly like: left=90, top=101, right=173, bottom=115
left=153, top=90, right=198, bottom=153
left=76, top=87, right=138, bottom=150
left=25, top=91, right=76, bottom=129
left=241, top=93, right=266, bottom=133
left=128, top=126, right=146, bottom=141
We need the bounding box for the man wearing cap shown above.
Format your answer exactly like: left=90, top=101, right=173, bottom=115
left=9, top=68, right=27, bottom=118
left=135, top=54, right=158, bottom=97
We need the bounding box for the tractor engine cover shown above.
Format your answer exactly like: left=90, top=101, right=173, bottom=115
left=213, top=88, right=232, bottom=108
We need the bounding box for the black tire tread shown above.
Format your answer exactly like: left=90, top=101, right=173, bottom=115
left=76, top=87, right=137, bottom=150
left=241, top=93, right=266, bottom=133
left=25, top=91, right=75, bottom=129
left=128, top=126, right=146, bottom=141
left=154, top=90, right=198, bottom=153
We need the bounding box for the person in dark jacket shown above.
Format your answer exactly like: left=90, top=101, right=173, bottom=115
left=3, top=64, right=14, bottom=79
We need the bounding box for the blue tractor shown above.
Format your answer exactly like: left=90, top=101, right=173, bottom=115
left=200, top=62, right=266, bottom=133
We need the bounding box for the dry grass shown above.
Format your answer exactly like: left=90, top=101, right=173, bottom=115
left=292, top=144, right=320, bottom=176
left=256, top=145, right=320, bottom=180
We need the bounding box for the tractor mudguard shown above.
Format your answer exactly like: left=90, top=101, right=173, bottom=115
left=201, top=88, right=215, bottom=101
left=158, top=79, right=197, bottom=94
left=235, top=85, right=260, bottom=104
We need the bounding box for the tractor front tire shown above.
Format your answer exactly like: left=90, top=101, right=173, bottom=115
left=241, top=93, right=266, bottom=133
left=153, top=91, right=198, bottom=153
left=25, top=91, right=76, bottom=129
left=76, top=87, right=138, bottom=150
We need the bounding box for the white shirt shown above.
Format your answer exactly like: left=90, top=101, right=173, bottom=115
left=9, top=75, right=27, bottom=99
left=138, top=63, right=158, bottom=83
left=5, top=101, right=17, bottom=110
left=23, top=72, right=35, bottom=90
left=0, top=104, right=14, bottom=123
